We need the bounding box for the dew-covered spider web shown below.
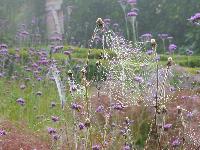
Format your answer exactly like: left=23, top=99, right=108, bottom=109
left=90, top=22, right=180, bottom=107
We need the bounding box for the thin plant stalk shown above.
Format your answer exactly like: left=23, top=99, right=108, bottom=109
left=131, top=17, right=137, bottom=43
left=162, top=39, right=166, bottom=54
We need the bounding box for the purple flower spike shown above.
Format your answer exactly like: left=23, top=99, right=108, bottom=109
left=92, top=144, right=101, bottom=150
left=146, top=49, right=154, bottom=55
left=123, top=144, right=131, bottom=150
left=47, top=127, right=56, bottom=135
left=163, top=123, right=172, bottom=131
left=64, top=51, right=71, bottom=55
left=158, top=34, right=168, bottom=40
left=112, top=102, right=125, bottom=111
left=0, top=129, right=6, bottom=136
left=51, top=116, right=59, bottom=122
left=53, top=134, right=59, bottom=140
left=127, top=0, right=137, bottom=4
left=186, top=112, right=193, bottom=118
left=140, top=33, right=152, bottom=42
left=186, top=49, right=193, bottom=56
left=96, top=105, right=104, bottom=113
left=167, top=36, right=173, bottom=40
left=134, top=76, right=144, bottom=83
left=104, top=18, right=111, bottom=24
left=71, top=103, right=82, bottom=111
left=172, top=138, right=181, bottom=147
left=168, top=44, right=177, bottom=53
left=127, top=11, right=138, bottom=17
left=188, top=12, right=200, bottom=25
left=16, top=98, right=25, bottom=106
left=79, top=123, right=85, bottom=130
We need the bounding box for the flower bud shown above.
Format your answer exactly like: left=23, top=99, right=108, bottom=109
left=151, top=39, right=157, bottom=49
left=68, top=70, right=73, bottom=77
left=96, top=18, right=104, bottom=29
left=85, top=118, right=91, bottom=128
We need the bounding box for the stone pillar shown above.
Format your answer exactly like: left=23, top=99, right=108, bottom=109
left=45, top=0, right=64, bottom=39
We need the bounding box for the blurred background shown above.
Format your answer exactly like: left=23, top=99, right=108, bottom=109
left=0, top=0, right=200, bottom=53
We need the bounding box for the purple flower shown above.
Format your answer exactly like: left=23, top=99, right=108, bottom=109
left=127, top=11, right=138, bottom=17
left=55, top=45, right=64, bottom=51
left=112, top=102, right=125, bottom=111
left=0, top=44, right=8, bottom=49
left=92, top=144, right=100, bottom=150
left=181, top=96, right=187, bottom=100
left=188, top=12, right=200, bottom=25
left=127, top=0, right=137, bottom=4
left=64, top=51, right=71, bottom=55
left=79, top=123, right=85, bottom=130
left=123, top=145, right=131, bottom=150
left=140, top=33, right=152, bottom=42
left=172, top=138, right=181, bottom=147
left=96, top=105, right=104, bottom=113
left=163, top=124, right=172, bottom=131
left=146, top=49, right=154, bottom=55
left=53, top=134, right=59, bottom=140
left=134, top=76, right=144, bottom=83
left=0, top=129, right=6, bottom=136
left=186, top=49, right=193, bottom=55
left=155, top=55, right=160, bottom=61
left=51, top=116, right=59, bottom=122
left=71, top=103, right=82, bottom=111
left=124, top=117, right=134, bottom=126
left=167, top=36, right=173, bottom=40
left=16, top=98, right=25, bottom=106
left=131, top=8, right=139, bottom=12
left=113, top=23, right=119, bottom=27
left=104, top=18, right=111, bottom=24
left=32, top=63, right=38, bottom=68
left=168, top=44, right=177, bottom=53
left=0, top=73, right=4, bottom=78
left=47, top=127, right=56, bottom=135
left=186, top=112, right=193, bottom=118
left=0, top=48, right=8, bottom=55
left=158, top=34, right=168, bottom=40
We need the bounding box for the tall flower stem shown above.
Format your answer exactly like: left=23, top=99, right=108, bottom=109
left=73, top=111, right=78, bottom=150
left=123, top=9, right=130, bottom=39
left=162, top=40, right=166, bottom=54
left=131, top=17, right=137, bottom=43
left=152, top=39, right=162, bottom=150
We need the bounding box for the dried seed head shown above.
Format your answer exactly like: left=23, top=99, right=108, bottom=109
left=177, top=106, right=182, bottom=114
left=68, top=70, right=73, bottom=77
left=81, top=67, right=87, bottom=75
left=85, top=118, right=91, bottom=128
left=96, top=61, right=101, bottom=67
left=96, top=18, right=104, bottom=29
left=167, top=57, right=173, bottom=68
left=160, top=105, right=167, bottom=114
left=168, top=57, right=172, bottom=61
left=151, top=39, right=157, bottom=49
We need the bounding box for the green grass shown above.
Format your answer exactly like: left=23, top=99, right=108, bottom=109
left=160, top=54, right=200, bottom=68
left=0, top=78, right=74, bottom=131
left=2, top=46, right=199, bottom=148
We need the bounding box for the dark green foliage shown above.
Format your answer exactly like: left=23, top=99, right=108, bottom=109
left=135, top=121, right=150, bottom=148
left=0, top=0, right=200, bottom=52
